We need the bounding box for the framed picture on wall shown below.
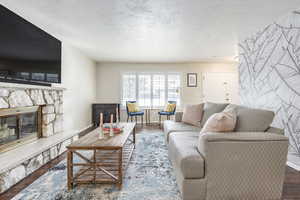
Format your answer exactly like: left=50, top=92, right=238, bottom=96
left=187, top=73, right=197, bottom=87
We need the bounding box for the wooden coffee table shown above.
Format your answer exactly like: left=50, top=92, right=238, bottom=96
left=66, top=122, right=136, bottom=190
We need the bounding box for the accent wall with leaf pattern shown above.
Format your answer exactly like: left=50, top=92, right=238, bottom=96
left=239, top=12, right=300, bottom=165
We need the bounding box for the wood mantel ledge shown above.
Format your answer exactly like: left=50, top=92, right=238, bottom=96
left=0, top=82, right=66, bottom=91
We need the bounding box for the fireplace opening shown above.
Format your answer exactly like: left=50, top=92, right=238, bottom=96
left=0, top=106, right=42, bottom=153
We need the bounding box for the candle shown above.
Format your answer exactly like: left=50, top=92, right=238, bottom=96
left=110, top=114, right=114, bottom=136
left=99, top=113, right=103, bottom=127
left=99, top=113, right=104, bottom=139
left=110, top=114, right=113, bottom=124
left=116, top=107, right=119, bottom=124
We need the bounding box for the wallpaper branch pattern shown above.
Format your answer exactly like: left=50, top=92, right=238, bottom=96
left=239, top=13, right=300, bottom=160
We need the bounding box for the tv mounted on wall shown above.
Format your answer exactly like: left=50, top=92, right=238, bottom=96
left=0, top=5, right=61, bottom=86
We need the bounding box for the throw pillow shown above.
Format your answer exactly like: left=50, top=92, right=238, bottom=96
left=200, top=109, right=237, bottom=134
left=127, top=102, right=139, bottom=112
left=182, top=104, right=204, bottom=127
left=200, top=102, right=229, bottom=127
left=164, top=103, right=176, bottom=112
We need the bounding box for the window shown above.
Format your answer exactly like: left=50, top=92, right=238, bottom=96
left=121, top=72, right=181, bottom=108
left=122, top=74, right=136, bottom=104
left=168, top=74, right=181, bottom=105
left=152, top=74, right=165, bottom=107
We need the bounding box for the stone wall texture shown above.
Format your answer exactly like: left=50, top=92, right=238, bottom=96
left=0, top=87, right=64, bottom=137
left=239, top=12, right=300, bottom=163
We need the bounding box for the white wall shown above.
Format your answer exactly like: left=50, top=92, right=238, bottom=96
left=61, top=43, right=97, bottom=132
left=96, top=62, right=238, bottom=107
left=96, top=62, right=237, bottom=122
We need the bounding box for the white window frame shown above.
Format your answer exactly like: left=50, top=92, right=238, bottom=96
left=120, top=72, right=181, bottom=109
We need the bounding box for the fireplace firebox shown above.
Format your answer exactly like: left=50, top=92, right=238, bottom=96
left=0, top=106, right=42, bottom=153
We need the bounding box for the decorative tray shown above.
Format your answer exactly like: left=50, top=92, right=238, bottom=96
left=102, top=127, right=123, bottom=134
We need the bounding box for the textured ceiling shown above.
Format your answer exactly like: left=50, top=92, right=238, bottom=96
left=0, top=0, right=299, bottom=63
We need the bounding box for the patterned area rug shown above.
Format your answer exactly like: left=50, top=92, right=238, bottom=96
left=13, top=131, right=181, bottom=200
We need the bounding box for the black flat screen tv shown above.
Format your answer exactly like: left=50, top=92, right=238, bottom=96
left=0, top=5, right=61, bottom=86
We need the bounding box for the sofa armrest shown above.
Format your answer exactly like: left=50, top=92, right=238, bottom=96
left=198, top=131, right=289, bottom=199
left=175, top=112, right=183, bottom=122
left=198, top=131, right=288, bottom=156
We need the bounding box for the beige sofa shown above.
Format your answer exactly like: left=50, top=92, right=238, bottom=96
left=164, top=102, right=289, bottom=200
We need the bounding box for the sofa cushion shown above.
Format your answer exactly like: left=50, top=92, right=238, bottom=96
left=200, top=102, right=228, bottom=127
left=163, top=120, right=201, bottom=143
left=225, top=104, right=275, bottom=132
left=168, top=133, right=205, bottom=179
left=182, top=104, right=204, bottom=127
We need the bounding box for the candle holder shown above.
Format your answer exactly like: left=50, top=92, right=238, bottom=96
left=99, top=127, right=104, bottom=139
left=99, top=123, right=104, bottom=139
left=109, top=124, right=114, bottom=137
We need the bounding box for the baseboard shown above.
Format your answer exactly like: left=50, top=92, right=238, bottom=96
left=78, top=124, right=95, bottom=137
left=287, top=161, right=300, bottom=171
left=78, top=123, right=94, bottom=132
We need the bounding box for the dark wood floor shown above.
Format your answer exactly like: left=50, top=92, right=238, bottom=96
left=282, top=166, right=300, bottom=200
left=1, top=126, right=300, bottom=200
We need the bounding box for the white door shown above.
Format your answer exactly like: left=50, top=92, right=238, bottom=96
left=202, top=72, right=239, bottom=104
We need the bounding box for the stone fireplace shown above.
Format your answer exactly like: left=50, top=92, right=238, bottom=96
left=0, top=85, right=73, bottom=193
left=0, top=87, right=63, bottom=138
